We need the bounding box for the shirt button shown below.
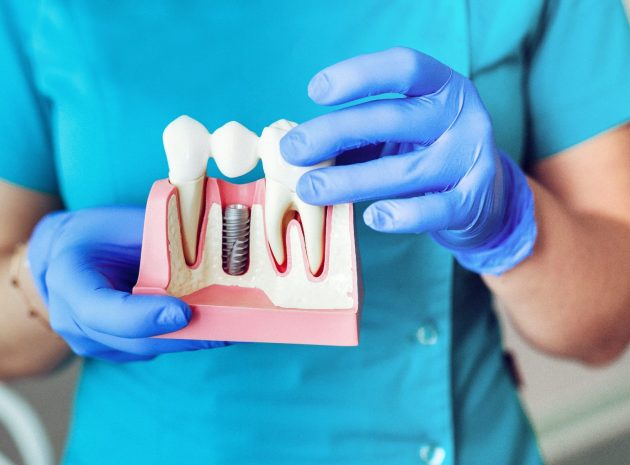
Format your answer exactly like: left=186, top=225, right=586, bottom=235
left=416, top=322, right=438, bottom=345
left=419, top=443, right=446, bottom=465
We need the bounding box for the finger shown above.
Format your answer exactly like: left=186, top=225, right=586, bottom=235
left=47, top=250, right=191, bottom=338
left=58, top=329, right=118, bottom=359
left=54, top=319, right=154, bottom=362
left=296, top=148, right=457, bottom=206
left=363, top=191, right=465, bottom=234
left=308, top=47, right=452, bottom=105
left=81, top=326, right=231, bottom=357
left=67, top=337, right=154, bottom=362
left=281, top=95, right=457, bottom=166
left=49, top=295, right=228, bottom=360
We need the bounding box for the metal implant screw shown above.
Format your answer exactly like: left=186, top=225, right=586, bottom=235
left=222, top=204, right=250, bottom=276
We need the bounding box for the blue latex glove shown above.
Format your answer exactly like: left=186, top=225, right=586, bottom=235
left=281, top=47, right=536, bottom=275
left=28, top=207, right=229, bottom=362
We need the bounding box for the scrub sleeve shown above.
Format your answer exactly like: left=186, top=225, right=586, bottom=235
left=526, top=0, right=630, bottom=162
left=0, top=2, right=58, bottom=194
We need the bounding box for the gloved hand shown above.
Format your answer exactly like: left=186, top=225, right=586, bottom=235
left=28, top=207, right=229, bottom=363
left=281, top=47, right=536, bottom=275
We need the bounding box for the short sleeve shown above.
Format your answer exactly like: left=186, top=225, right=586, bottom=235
left=0, top=1, right=58, bottom=194
left=526, top=0, right=630, bottom=161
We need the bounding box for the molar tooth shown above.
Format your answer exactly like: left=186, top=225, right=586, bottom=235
left=210, top=121, right=259, bottom=178
left=259, top=119, right=332, bottom=275
left=163, top=115, right=211, bottom=265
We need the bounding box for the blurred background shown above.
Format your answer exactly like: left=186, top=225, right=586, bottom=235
left=1, top=2, right=629, bottom=464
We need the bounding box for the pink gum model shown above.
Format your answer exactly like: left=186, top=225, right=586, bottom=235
left=133, top=177, right=362, bottom=346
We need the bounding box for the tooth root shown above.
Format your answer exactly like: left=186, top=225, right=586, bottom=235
left=210, top=121, right=260, bottom=178
left=174, top=175, right=205, bottom=265
left=295, top=196, right=326, bottom=275
left=264, top=178, right=292, bottom=267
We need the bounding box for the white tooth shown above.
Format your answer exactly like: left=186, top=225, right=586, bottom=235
left=209, top=121, right=259, bottom=178
left=163, top=115, right=211, bottom=265
left=259, top=119, right=332, bottom=274
left=264, top=178, right=293, bottom=267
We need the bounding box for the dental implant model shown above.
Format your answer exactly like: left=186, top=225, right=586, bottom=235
left=134, top=115, right=361, bottom=346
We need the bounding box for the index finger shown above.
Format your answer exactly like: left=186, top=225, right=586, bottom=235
left=308, top=47, right=452, bottom=105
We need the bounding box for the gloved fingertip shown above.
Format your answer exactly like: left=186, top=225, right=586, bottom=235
left=295, top=171, right=329, bottom=206
left=157, top=302, right=191, bottom=330
left=179, top=302, right=192, bottom=320
left=307, top=72, right=331, bottom=103
left=363, top=208, right=376, bottom=228
left=280, top=131, right=309, bottom=166
left=364, top=205, right=393, bottom=231
left=296, top=173, right=319, bottom=204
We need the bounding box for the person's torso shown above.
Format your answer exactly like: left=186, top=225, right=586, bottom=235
left=25, top=1, right=545, bottom=463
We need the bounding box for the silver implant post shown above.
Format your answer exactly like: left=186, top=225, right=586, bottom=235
left=222, top=204, right=250, bottom=276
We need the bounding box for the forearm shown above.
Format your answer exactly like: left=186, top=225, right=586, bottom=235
left=484, top=180, right=630, bottom=364
left=0, top=247, right=70, bottom=380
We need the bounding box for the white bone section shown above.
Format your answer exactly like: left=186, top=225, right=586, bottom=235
left=163, top=116, right=212, bottom=264
left=166, top=196, right=353, bottom=310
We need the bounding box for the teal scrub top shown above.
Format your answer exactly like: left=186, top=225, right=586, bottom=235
left=2, top=1, right=630, bottom=464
